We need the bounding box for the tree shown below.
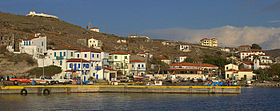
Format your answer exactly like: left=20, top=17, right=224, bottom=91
left=251, top=44, right=262, bottom=50
left=202, top=55, right=231, bottom=71
left=184, top=58, right=194, bottom=63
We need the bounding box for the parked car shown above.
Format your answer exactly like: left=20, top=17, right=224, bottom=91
left=32, top=77, right=54, bottom=85
left=9, top=76, right=32, bottom=85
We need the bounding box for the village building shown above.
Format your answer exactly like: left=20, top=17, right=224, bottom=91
left=161, top=41, right=178, bottom=46
left=168, top=62, right=219, bottom=79
left=200, top=38, right=218, bottom=47
left=224, top=64, right=256, bottom=80
left=238, top=45, right=251, bottom=52
left=175, top=55, right=187, bottom=63
left=128, top=35, right=137, bottom=38
left=240, top=49, right=266, bottom=60
left=19, top=33, right=47, bottom=59
left=26, top=11, right=58, bottom=19
left=117, top=39, right=127, bottom=44
left=244, top=54, right=272, bottom=64
left=50, top=46, right=78, bottom=70
left=137, top=52, right=152, bottom=58
left=129, top=60, right=146, bottom=76
left=179, top=44, right=190, bottom=52
left=159, top=57, right=172, bottom=65
left=108, top=52, right=130, bottom=75
left=66, top=58, right=91, bottom=81
left=88, top=38, right=102, bottom=50
left=89, top=27, right=100, bottom=32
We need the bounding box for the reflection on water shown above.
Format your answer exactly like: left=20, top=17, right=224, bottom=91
left=0, top=88, right=280, bottom=111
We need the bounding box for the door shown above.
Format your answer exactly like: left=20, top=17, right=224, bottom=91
left=84, top=76, right=86, bottom=81
left=96, top=74, right=98, bottom=80
left=74, top=64, right=77, bottom=70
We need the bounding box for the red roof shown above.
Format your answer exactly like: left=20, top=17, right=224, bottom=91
left=130, top=60, right=145, bottom=63
left=239, top=69, right=252, bottom=72
left=226, top=69, right=238, bottom=72
left=260, top=63, right=270, bottom=66
left=239, top=45, right=251, bottom=47
left=169, top=62, right=218, bottom=67
left=23, top=37, right=39, bottom=40
left=251, top=49, right=263, bottom=52
left=53, top=46, right=77, bottom=50
left=76, top=49, right=102, bottom=52
left=67, top=58, right=90, bottom=62
left=159, top=57, right=170, bottom=60
left=179, top=55, right=187, bottom=57
left=104, top=67, right=117, bottom=71
left=168, top=69, right=202, bottom=71
left=211, top=38, right=216, bottom=40
left=65, top=70, right=76, bottom=72
left=90, top=27, right=99, bottom=29
left=110, top=51, right=130, bottom=55
left=242, top=61, right=254, bottom=65
left=200, top=38, right=209, bottom=41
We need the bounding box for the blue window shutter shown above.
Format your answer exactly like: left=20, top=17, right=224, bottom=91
left=64, top=52, right=66, bottom=56
left=54, top=52, right=56, bottom=57
left=92, top=54, right=94, bottom=58
left=78, top=64, right=80, bottom=68
left=77, top=54, right=79, bottom=58
left=42, top=42, right=43, bottom=46
left=97, top=54, right=99, bottom=58
left=85, top=54, right=87, bottom=58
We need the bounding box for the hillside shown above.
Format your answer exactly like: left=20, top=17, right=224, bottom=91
left=0, top=11, right=230, bottom=75
left=264, top=49, right=280, bottom=58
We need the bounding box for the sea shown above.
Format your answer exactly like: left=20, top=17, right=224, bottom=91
left=0, top=87, right=279, bottom=111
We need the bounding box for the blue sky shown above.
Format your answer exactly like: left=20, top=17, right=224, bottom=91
left=1, top=0, right=280, bottom=49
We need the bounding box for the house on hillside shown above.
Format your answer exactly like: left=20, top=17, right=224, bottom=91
left=128, top=35, right=137, bottom=38
left=224, top=63, right=256, bottom=80
left=137, top=52, right=152, bottom=58
left=159, top=57, right=171, bottom=65
left=19, top=33, right=47, bottom=59
left=175, top=55, right=187, bottom=63
left=238, top=45, right=251, bottom=52
left=89, top=27, right=100, bottom=32
left=117, top=39, right=127, bottom=44
left=200, top=38, right=217, bottom=47
left=129, top=60, right=146, bottom=76
left=240, top=49, right=266, bottom=60
left=50, top=46, right=78, bottom=70
left=88, top=38, right=102, bottom=50
left=178, top=44, right=191, bottom=52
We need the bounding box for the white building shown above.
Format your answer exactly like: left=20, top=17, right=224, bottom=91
left=90, top=27, right=100, bottom=32
left=129, top=60, right=146, bottom=76
left=88, top=38, right=102, bottom=50
left=51, top=46, right=78, bottom=70
left=240, top=49, right=265, bottom=60
left=175, top=56, right=187, bottom=63
left=200, top=38, right=218, bottom=47
left=244, top=54, right=272, bottom=64
left=19, top=33, right=47, bottom=59
left=26, top=11, right=58, bottom=19
left=159, top=57, right=171, bottom=65
left=117, top=39, right=127, bottom=44
left=224, top=63, right=256, bottom=80
left=66, top=58, right=91, bottom=81
left=179, top=44, right=190, bottom=52
left=108, top=52, right=130, bottom=75
left=137, top=52, right=152, bottom=58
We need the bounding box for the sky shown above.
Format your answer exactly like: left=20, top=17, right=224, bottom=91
left=1, top=0, right=280, bottom=49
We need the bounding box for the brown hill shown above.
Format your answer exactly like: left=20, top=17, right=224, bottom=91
left=264, top=49, right=280, bottom=58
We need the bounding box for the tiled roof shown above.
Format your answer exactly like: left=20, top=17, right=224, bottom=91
left=53, top=46, right=77, bottom=50
left=239, top=45, right=251, bottom=47
left=159, top=57, right=170, bottom=60
left=242, top=61, right=254, bottom=65
left=226, top=69, right=238, bottom=72
left=239, top=69, right=252, bottom=72
left=200, top=38, right=209, bottom=41
left=104, top=67, right=117, bottom=71
left=67, top=58, right=90, bottom=62
left=251, top=49, right=263, bottom=52
left=65, top=70, right=76, bottom=72
left=90, top=27, right=99, bottom=29
left=169, top=62, right=218, bottom=67
left=168, top=69, right=202, bottom=71
left=109, top=51, right=130, bottom=55
left=130, top=60, right=145, bottom=63
left=76, top=49, right=102, bottom=52
left=23, top=37, right=39, bottom=40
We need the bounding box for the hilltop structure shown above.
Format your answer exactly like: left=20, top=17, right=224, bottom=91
left=89, top=27, right=100, bottom=32
left=26, top=11, right=58, bottom=19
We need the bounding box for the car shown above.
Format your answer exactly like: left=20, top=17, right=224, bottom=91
left=9, top=76, right=32, bottom=85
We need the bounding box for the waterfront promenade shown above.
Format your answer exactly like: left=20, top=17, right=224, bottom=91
left=0, top=85, right=241, bottom=94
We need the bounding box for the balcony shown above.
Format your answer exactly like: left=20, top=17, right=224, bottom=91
left=95, top=66, right=102, bottom=70
left=56, top=56, right=64, bottom=60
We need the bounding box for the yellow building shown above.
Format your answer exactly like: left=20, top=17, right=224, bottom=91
left=200, top=38, right=217, bottom=47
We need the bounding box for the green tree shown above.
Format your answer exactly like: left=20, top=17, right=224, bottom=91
left=251, top=44, right=262, bottom=50
left=184, top=58, right=194, bottom=63
left=202, top=55, right=231, bottom=71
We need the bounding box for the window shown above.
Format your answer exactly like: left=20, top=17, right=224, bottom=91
left=42, top=42, right=44, bottom=46
left=97, top=54, right=99, bottom=58
left=71, top=52, right=73, bottom=57
left=60, top=61, right=62, bottom=66
left=124, top=56, right=127, bottom=59
left=78, top=64, right=80, bottom=68
left=132, top=65, right=134, bottom=67
left=85, top=54, right=87, bottom=58
left=109, top=56, right=112, bottom=59
left=69, top=64, right=72, bottom=68
left=142, top=64, right=144, bottom=67
left=138, top=64, right=140, bottom=68
left=54, top=52, right=56, bottom=57
left=115, top=56, right=117, bottom=59
left=77, top=54, right=79, bottom=58
left=92, top=54, right=94, bottom=58
left=93, top=73, right=95, bottom=76
left=64, top=52, right=66, bottom=56
left=60, top=52, right=62, bottom=57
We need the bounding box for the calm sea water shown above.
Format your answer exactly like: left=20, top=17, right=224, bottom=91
left=0, top=87, right=280, bottom=111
